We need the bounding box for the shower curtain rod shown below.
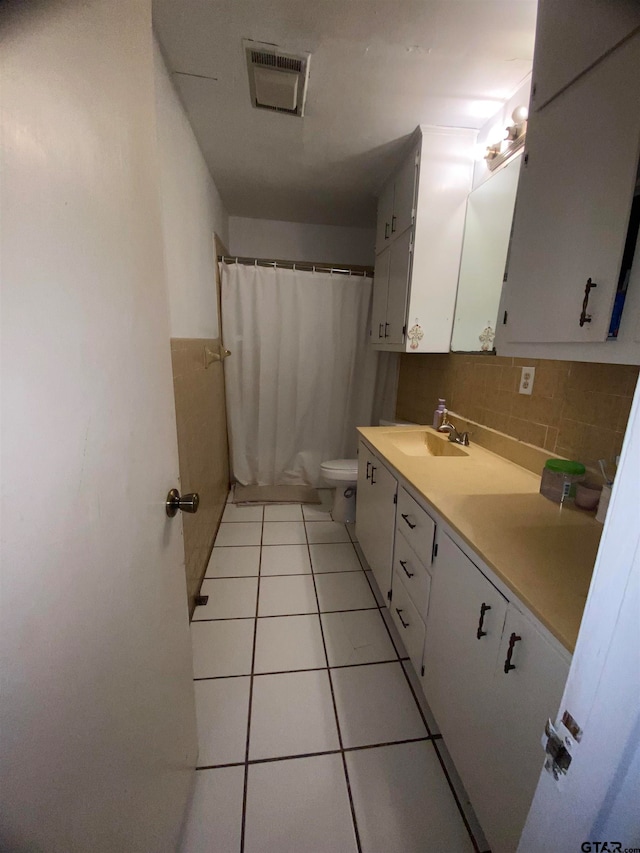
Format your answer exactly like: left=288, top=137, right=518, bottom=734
left=218, top=255, right=374, bottom=278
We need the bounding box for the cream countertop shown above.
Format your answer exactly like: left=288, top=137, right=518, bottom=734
left=357, top=425, right=603, bottom=653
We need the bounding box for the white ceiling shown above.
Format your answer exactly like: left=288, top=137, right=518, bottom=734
left=153, top=0, right=537, bottom=227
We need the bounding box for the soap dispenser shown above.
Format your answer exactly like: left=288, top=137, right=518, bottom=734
left=433, top=399, right=447, bottom=430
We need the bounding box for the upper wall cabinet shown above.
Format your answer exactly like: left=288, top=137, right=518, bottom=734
left=496, top=25, right=640, bottom=364
left=372, top=126, right=475, bottom=353
left=531, top=0, right=640, bottom=111
left=375, top=153, right=419, bottom=254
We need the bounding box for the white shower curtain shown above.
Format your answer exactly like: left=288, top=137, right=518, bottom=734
left=221, top=262, right=379, bottom=486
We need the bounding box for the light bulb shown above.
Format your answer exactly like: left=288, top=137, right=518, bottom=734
left=511, top=105, right=529, bottom=124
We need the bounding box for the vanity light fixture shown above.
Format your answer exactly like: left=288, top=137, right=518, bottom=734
left=484, top=105, right=528, bottom=171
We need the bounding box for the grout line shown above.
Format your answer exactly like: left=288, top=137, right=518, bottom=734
left=343, top=735, right=432, bottom=754
left=304, top=518, right=363, bottom=853
left=193, top=658, right=405, bottom=681
left=195, top=736, right=435, bottom=772
left=196, top=761, right=245, bottom=771
left=203, top=568, right=365, bottom=580
left=430, top=738, right=482, bottom=853
left=192, top=606, right=379, bottom=622
left=239, top=509, right=264, bottom=852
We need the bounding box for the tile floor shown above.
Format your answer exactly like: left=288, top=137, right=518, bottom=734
left=181, top=490, right=488, bottom=853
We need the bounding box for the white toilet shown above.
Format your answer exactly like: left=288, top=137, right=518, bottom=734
left=319, top=458, right=358, bottom=523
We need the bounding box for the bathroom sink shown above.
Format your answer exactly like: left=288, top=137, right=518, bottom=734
left=386, top=431, right=469, bottom=458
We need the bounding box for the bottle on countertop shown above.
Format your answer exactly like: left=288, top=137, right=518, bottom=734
left=433, top=398, right=447, bottom=430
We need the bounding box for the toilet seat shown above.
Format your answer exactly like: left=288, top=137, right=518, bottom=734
left=320, top=458, right=358, bottom=482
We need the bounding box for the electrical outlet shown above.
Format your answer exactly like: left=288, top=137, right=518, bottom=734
left=519, top=366, right=536, bottom=395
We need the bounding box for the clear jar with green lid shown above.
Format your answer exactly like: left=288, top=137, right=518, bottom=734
left=540, top=459, right=586, bottom=503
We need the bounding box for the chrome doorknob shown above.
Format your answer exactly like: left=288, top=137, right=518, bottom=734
left=166, top=488, right=200, bottom=517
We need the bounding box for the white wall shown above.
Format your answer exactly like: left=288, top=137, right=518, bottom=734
left=154, top=40, right=228, bottom=338
left=228, top=216, right=376, bottom=266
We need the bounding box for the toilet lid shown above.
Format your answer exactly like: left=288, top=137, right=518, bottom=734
left=321, top=458, right=358, bottom=476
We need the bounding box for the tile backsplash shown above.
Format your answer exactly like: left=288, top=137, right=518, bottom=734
left=396, top=353, right=638, bottom=472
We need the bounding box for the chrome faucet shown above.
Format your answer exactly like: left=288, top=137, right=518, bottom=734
left=437, top=415, right=471, bottom=446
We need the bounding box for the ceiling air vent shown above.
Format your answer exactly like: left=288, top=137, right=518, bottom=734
left=244, top=40, right=310, bottom=117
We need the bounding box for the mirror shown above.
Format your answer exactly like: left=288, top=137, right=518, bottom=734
left=451, top=155, right=521, bottom=352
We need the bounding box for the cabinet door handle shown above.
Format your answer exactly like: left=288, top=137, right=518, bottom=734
left=391, top=214, right=397, bottom=233
left=378, top=322, right=384, bottom=339
left=399, top=559, right=414, bottom=579
left=385, top=222, right=390, bottom=239
left=396, top=607, right=410, bottom=629
left=579, top=277, right=597, bottom=327
left=384, top=322, right=390, bottom=338
left=476, top=602, right=491, bottom=639
left=503, top=632, right=522, bottom=673
left=370, top=465, right=377, bottom=485
left=366, top=460, right=371, bottom=481
left=401, top=513, right=416, bottom=530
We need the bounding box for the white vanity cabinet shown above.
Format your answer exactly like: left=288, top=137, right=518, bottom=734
left=422, top=531, right=569, bottom=853
left=389, top=487, right=437, bottom=674
left=355, top=442, right=397, bottom=599
left=371, top=126, right=475, bottom=353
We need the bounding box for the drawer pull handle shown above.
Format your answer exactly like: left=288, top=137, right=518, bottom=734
left=391, top=214, right=397, bottom=233
left=476, top=602, right=491, bottom=639
left=384, top=322, right=390, bottom=338
left=378, top=322, right=384, bottom=339
left=401, top=513, right=416, bottom=530
left=385, top=222, right=390, bottom=239
left=366, top=460, right=371, bottom=481
left=399, top=559, right=414, bottom=579
left=504, top=632, right=522, bottom=673
left=370, top=465, right=377, bottom=485
left=396, top=607, right=410, bottom=629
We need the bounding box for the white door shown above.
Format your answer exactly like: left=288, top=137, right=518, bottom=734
left=1, top=4, right=197, bottom=851
left=518, top=379, right=640, bottom=852
left=504, top=32, right=640, bottom=344
left=371, top=246, right=391, bottom=344
left=391, top=146, right=418, bottom=237
left=385, top=229, right=413, bottom=346
left=355, top=446, right=397, bottom=598
left=422, top=533, right=508, bottom=806
left=474, top=605, right=570, bottom=853
left=375, top=179, right=395, bottom=253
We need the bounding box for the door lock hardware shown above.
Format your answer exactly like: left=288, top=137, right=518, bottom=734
left=543, top=719, right=572, bottom=780
left=166, top=488, right=200, bottom=517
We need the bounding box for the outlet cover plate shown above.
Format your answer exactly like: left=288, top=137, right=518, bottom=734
left=519, top=366, right=536, bottom=395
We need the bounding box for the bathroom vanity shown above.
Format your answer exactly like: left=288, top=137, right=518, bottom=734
left=355, top=423, right=602, bottom=853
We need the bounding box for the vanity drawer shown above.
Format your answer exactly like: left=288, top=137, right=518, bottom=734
left=396, top=487, right=436, bottom=565
left=390, top=568, right=426, bottom=675
left=393, top=530, right=431, bottom=622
